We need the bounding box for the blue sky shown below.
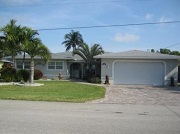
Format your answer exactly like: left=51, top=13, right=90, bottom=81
left=0, top=0, right=180, bottom=53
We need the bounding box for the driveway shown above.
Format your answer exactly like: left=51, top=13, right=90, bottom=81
left=89, top=85, right=180, bottom=106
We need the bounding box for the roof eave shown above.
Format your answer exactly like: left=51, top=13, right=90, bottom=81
left=93, top=56, right=180, bottom=60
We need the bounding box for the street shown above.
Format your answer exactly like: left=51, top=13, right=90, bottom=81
left=0, top=100, right=180, bottom=134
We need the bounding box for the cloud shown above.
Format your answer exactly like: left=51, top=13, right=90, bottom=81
left=145, top=14, right=154, bottom=21
left=158, top=16, right=172, bottom=22
left=113, top=33, right=140, bottom=43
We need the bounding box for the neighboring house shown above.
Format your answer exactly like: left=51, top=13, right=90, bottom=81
left=5, top=52, right=101, bottom=80
left=0, top=59, right=13, bottom=69
left=94, top=50, right=180, bottom=86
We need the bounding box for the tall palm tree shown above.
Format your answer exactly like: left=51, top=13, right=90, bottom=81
left=0, top=19, right=22, bottom=65
left=23, top=28, right=51, bottom=83
left=62, top=30, right=83, bottom=53
left=74, top=43, right=104, bottom=70
left=21, top=27, right=39, bottom=69
left=0, top=36, right=5, bottom=59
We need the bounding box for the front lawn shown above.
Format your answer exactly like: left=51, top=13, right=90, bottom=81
left=0, top=81, right=105, bottom=102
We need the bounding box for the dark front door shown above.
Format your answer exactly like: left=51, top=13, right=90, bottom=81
left=70, top=63, right=81, bottom=79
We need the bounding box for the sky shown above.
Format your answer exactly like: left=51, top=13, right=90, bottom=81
left=0, top=0, right=180, bottom=53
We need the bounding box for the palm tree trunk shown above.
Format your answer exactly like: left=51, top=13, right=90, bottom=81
left=12, top=55, right=16, bottom=68
left=30, top=57, right=34, bottom=83
left=22, top=52, right=25, bottom=70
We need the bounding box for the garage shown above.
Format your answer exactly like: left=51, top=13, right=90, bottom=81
left=114, top=61, right=165, bottom=85
left=94, top=50, right=180, bottom=86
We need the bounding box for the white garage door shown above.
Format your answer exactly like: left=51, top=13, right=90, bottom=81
left=114, top=61, right=165, bottom=85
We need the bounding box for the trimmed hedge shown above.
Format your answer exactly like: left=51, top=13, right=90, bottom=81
left=17, top=69, right=30, bottom=82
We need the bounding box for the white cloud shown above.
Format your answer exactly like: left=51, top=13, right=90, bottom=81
left=158, top=16, right=172, bottom=22
left=113, top=33, right=140, bottom=43
left=145, top=14, right=154, bottom=21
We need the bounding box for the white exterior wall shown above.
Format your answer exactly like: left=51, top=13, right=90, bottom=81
left=101, top=59, right=179, bottom=86
left=37, top=59, right=69, bottom=79
left=15, top=59, right=69, bottom=80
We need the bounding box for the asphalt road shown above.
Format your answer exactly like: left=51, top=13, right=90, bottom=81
left=0, top=100, right=180, bottom=134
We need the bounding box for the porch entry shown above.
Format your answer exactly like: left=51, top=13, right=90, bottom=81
left=70, top=63, right=82, bottom=79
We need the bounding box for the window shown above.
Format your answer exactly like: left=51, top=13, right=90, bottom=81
left=16, top=62, right=30, bottom=69
left=56, top=62, right=63, bottom=69
left=48, top=61, right=63, bottom=70
left=48, top=62, right=55, bottom=69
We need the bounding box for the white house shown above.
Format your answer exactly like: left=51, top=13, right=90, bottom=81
left=6, top=52, right=100, bottom=80
left=94, top=50, right=180, bottom=86
left=4, top=50, right=180, bottom=86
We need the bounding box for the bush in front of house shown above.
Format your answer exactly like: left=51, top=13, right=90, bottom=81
left=16, top=69, right=30, bottom=82
left=0, top=66, right=16, bottom=82
left=88, top=77, right=101, bottom=84
left=34, top=69, right=43, bottom=80
left=0, top=75, right=3, bottom=82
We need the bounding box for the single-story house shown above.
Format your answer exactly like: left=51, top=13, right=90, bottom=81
left=5, top=52, right=101, bottom=80
left=3, top=50, right=180, bottom=86
left=94, top=50, right=180, bottom=86
left=0, top=59, right=13, bottom=69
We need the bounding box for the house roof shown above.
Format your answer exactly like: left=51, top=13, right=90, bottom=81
left=12, top=51, right=84, bottom=61
left=0, top=59, right=13, bottom=63
left=94, top=50, right=180, bottom=60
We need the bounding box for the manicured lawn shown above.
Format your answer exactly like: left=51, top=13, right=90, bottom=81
left=0, top=81, right=105, bottom=102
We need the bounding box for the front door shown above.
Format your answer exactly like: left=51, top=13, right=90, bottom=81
left=70, top=63, right=81, bottom=79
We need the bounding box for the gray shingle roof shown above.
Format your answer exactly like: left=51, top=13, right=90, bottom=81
left=13, top=51, right=84, bottom=61
left=94, top=50, right=180, bottom=60
left=0, top=59, right=13, bottom=63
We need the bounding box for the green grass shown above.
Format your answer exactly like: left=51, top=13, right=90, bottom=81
left=0, top=81, right=105, bottom=102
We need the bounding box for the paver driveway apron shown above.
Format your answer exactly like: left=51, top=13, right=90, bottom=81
left=89, top=85, right=180, bottom=105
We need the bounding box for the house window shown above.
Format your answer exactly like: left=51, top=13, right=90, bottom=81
left=56, top=62, right=63, bottom=69
left=48, top=61, right=63, bottom=70
left=48, top=62, right=55, bottom=69
left=16, top=62, right=30, bottom=69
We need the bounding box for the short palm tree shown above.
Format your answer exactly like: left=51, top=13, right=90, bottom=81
left=23, top=28, right=51, bottom=83
left=62, top=30, right=83, bottom=53
left=74, top=43, right=104, bottom=70
left=0, top=19, right=22, bottom=65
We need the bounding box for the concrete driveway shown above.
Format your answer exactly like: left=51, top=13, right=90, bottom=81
left=89, top=85, right=180, bottom=106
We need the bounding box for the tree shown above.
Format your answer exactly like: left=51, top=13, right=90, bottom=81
left=21, top=27, right=39, bottom=69
left=22, top=28, right=51, bottom=83
left=62, top=30, right=83, bottom=53
left=0, top=19, right=22, bottom=65
left=0, top=36, right=5, bottom=59
left=151, top=49, right=155, bottom=53
left=74, top=43, right=104, bottom=74
left=151, top=48, right=180, bottom=56
left=170, top=51, right=180, bottom=56
left=160, top=48, right=171, bottom=54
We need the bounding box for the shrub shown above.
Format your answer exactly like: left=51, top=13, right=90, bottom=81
left=1, top=66, right=16, bottom=82
left=0, top=75, right=3, bottom=82
left=88, top=77, right=101, bottom=84
left=16, top=69, right=30, bottom=82
left=34, top=69, right=43, bottom=80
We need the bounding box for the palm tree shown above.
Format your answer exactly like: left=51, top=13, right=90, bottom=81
left=21, top=27, right=39, bottom=69
left=74, top=43, right=104, bottom=74
left=0, top=19, right=22, bottom=65
left=62, top=30, right=83, bottom=53
left=0, top=36, right=5, bottom=59
left=23, top=28, right=51, bottom=83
